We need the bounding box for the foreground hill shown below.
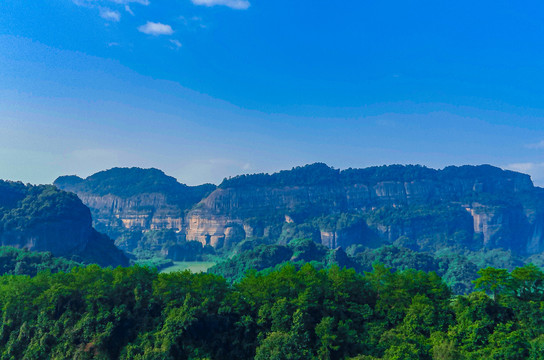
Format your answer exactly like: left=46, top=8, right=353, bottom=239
left=0, top=181, right=128, bottom=267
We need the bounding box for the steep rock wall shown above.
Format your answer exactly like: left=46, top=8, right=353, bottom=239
left=79, top=193, right=185, bottom=232
left=185, top=168, right=541, bottom=254
left=468, top=204, right=531, bottom=253
left=56, top=164, right=543, bottom=256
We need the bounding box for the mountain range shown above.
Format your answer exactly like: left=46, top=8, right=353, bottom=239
left=54, top=163, right=544, bottom=261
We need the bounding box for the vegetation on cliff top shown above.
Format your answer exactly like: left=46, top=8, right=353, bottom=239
left=219, top=163, right=531, bottom=189
left=54, top=167, right=216, bottom=208
left=0, top=181, right=90, bottom=231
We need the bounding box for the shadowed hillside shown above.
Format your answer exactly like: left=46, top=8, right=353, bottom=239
left=0, top=180, right=128, bottom=267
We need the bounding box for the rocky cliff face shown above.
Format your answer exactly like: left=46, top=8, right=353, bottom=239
left=319, top=223, right=365, bottom=249
left=467, top=204, right=531, bottom=252
left=78, top=193, right=185, bottom=232
left=55, top=164, right=544, bottom=257
left=0, top=181, right=128, bottom=267
left=185, top=164, right=543, bottom=255
left=54, top=168, right=216, bottom=245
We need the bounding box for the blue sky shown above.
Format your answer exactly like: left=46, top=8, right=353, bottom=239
left=2, top=0, right=544, bottom=185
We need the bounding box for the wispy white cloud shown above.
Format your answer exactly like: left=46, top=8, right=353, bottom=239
left=112, top=0, right=149, bottom=4
left=179, top=15, right=207, bottom=30
left=506, top=162, right=541, bottom=173
left=74, top=0, right=149, bottom=6
left=177, top=158, right=253, bottom=185
left=73, top=0, right=147, bottom=21
left=505, top=162, right=544, bottom=186
left=138, top=22, right=174, bottom=36
left=526, top=140, right=544, bottom=149
left=99, top=8, right=121, bottom=21
left=191, top=0, right=250, bottom=10
left=169, top=39, right=182, bottom=48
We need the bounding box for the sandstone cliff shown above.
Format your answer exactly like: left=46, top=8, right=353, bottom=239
left=54, top=168, right=216, bottom=245
left=185, top=164, right=543, bottom=254
left=55, top=164, right=544, bottom=257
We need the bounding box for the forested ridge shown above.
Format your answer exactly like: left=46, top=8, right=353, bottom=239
left=54, top=168, right=216, bottom=209
left=1, top=262, right=543, bottom=359
left=0, top=180, right=128, bottom=267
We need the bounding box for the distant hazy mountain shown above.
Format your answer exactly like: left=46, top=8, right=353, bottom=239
left=0, top=180, right=128, bottom=267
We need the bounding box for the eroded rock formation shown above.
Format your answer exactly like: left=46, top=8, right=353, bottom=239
left=55, top=164, right=544, bottom=256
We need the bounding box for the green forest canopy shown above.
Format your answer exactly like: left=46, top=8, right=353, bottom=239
left=0, top=262, right=543, bottom=359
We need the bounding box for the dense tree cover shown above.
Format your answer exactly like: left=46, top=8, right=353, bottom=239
left=77, top=231, right=131, bottom=268
left=219, top=163, right=527, bottom=189
left=202, top=201, right=539, bottom=294
left=341, top=164, right=438, bottom=185
left=1, top=263, right=544, bottom=359
left=210, top=238, right=540, bottom=295
left=0, top=182, right=90, bottom=232
left=220, top=163, right=441, bottom=188
left=277, top=213, right=378, bottom=248
left=221, top=163, right=444, bottom=188
left=211, top=240, right=439, bottom=286
left=440, top=164, right=525, bottom=182
left=0, top=181, right=128, bottom=267
left=466, top=248, right=524, bottom=271
left=53, top=165, right=540, bottom=281
left=209, top=243, right=295, bottom=281
left=352, top=245, right=441, bottom=274
left=0, top=181, right=27, bottom=211
left=215, top=164, right=536, bottom=267
left=220, top=163, right=341, bottom=188
left=0, top=247, right=79, bottom=276
left=55, top=168, right=181, bottom=197
left=1, top=181, right=130, bottom=268
left=365, top=205, right=474, bottom=252
left=209, top=237, right=368, bottom=282
left=54, top=168, right=216, bottom=209
left=50, top=165, right=544, bottom=306
left=310, top=213, right=366, bottom=233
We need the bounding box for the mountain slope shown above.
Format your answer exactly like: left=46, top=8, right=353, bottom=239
left=0, top=181, right=128, bottom=267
